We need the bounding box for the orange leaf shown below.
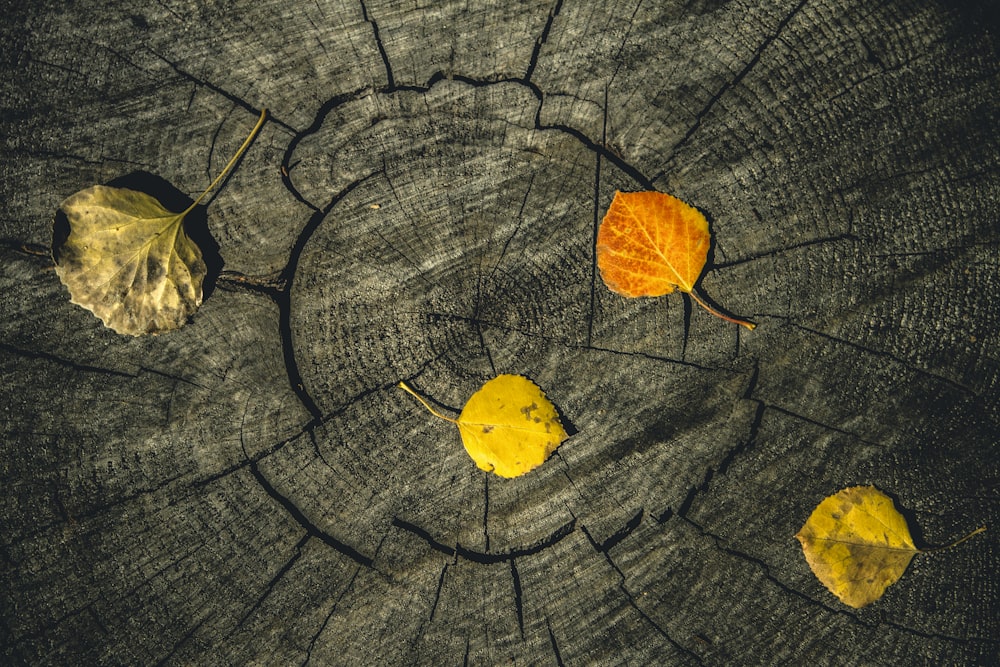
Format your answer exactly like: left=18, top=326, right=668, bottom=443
left=596, top=190, right=754, bottom=329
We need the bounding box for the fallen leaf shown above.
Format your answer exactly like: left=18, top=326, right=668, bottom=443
left=796, top=486, right=917, bottom=608
left=53, top=109, right=267, bottom=335
left=596, top=190, right=755, bottom=329
left=399, top=374, right=568, bottom=478
left=796, top=486, right=987, bottom=608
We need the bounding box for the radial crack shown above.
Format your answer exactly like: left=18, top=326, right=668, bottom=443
left=525, top=0, right=564, bottom=82
left=359, top=0, right=395, bottom=89
left=660, top=0, right=809, bottom=171
left=235, top=534, right=310, bottom=629
left=580, top=525, right=703, bottom=663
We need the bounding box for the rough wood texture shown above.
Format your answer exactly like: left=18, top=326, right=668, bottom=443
left=2, top=0, right=998, bottom=664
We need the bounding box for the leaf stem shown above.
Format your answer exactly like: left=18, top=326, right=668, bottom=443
left=923, top=525, right=987, bottom=552
left=398, top=381, right=458, bottom=423
left=688, top=289, right=756, bottom=330
left=184, top=108, right=268, bottom=215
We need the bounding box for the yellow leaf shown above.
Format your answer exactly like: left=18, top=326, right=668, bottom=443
left=795, top=486, right=918, bottom=608
left=53, top=109, right=267, bottom=335
left=399, top=375, right=568, bottom=478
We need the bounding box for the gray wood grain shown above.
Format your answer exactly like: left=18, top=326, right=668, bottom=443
left=2, top=0, right=998, bottom=664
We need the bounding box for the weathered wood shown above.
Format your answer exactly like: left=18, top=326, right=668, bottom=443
left=2, top=0, right=998, bottom=664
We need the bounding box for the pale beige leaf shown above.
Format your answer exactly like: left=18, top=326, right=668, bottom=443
left=54, top=185, right=206, bottom=335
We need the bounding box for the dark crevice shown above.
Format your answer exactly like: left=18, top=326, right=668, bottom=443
left=541, top=120, right=653, bottom=189
left=405, top=70, right=651, bottom=186
left=359, top=0, right=395, bottom=90
left=580, top=525, right=703, bottom=664
left=276, top=174, right=378, bottom=423
left=783, top=319, right=978, bottom=397
left=138, top=365, right=209, bottom=390
left=525, top=0, right=564, bottom=82
left=280, top=88, right=371, bottom=212
left=0, top=239, right=51, bottom=259
left=235, top=534, right=310, bottom=629
left=7, top=469, right=189, bottom=550
left=510, top=557, right=524, bottom=638
left=153, top=617, right=206, bottom=667
left=586, top=88, right=607, bottom=347
left=215, top=270, right=286, bottom=301
left=194, top=417, right=317, bottom=488
left=471, top=274, right=497, bottom=376
left=428, top=562, right=449, bottom=621
left=251, top=462, right=373, bottom=567
left=85, top=606, right=108, bottom=636
left=658, top=0, right=809, bottom=176
left=392, top=516, right=576, bottom=564
left=392, top=518, right=455, bottom=557
left=713, top=232, right=859, bottom=269
left=577, top=342, right=727, bottom=373
left=147, top=49, right=297, bottom=135
left=406, top=308, right=729, bottom=372
left=677, top=364, right=765, bottom=519
left=302, top=564, right=362, bottom=667
left=720, top=369, right=764, bottom=482
left=681, top=515, right=861, bottom=618
left=599, top=508, right=644, bottom=552
left=654, top=506, right=674, bottom=524
left=676, top=472, right=710, bottom=520
left=546, top=618, right=565, bottom=667
left=0, top=342, right=136, bottom=378
left=766, top=404, right=885, bottom=447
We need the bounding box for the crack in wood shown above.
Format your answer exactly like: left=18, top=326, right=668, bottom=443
left=358, top=0, right=395, bottom=90
left=398, top=307, right=733, bottom=374
left=525, top=0, right=564, bottom=83
left=586, top=87, right=607, bottom=348
left=546, top=617, right=565, bottom=666
left=428, top=562, right=450, bottom=621
left=251, top=461, right=373, bottom=567
left=153, top=616, right=206, bottom=667
left=598, top=508, right=645, bottom=553
left=276, top=174, right=378, bottom=422
left=783, top=319, right=979, bottom=399
left=0, top=342, right=135, bottom=378
left=391, top=516, right=576, bottom=565
left=579, top=524, right=704, bottom=664
left=657, top=0, right=810, bottom=179
left=711, top=232, right=859, bottom=269
left=301, top=563, right=363, bottom=666
left=234, top=534, right=310, bottom=630
left=510, top=557, right=524, bottom=638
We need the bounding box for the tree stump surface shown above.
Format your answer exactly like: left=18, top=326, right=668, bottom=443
left=2, top=0, right=998, bottom=664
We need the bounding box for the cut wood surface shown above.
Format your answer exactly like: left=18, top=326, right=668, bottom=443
left=2, top=0, right=998, bottom=664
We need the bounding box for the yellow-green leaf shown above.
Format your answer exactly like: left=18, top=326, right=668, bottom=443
left=795, top=486, right=918, bottom=608
left=55, top=186, right=207, bottom=335
left=399, top=374, right=568, bottom=478
left=52, top=108, right=267, bottom=335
